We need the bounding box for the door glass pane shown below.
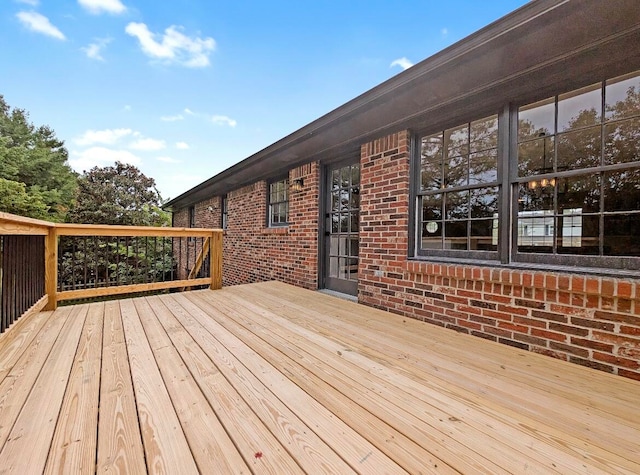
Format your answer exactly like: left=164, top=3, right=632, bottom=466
left=329, top=236, right=339, bottom=255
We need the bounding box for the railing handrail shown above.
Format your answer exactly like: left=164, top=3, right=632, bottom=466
left=0, top=211, right=55, bottom=235
left=0, top=212, right=223, bottom=315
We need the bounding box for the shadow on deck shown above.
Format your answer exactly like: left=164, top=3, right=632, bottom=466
left=0, top=281, right=638, bottom=473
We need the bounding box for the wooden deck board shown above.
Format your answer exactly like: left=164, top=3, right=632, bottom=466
left=0, top=281, right=638, bottom=474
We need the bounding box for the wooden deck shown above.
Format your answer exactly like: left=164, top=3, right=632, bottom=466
left=0, top=282, right=638, bottom=474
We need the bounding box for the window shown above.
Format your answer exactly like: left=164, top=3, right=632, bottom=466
left=221, top=195, right=228, bottom=230
left=268, top=177, right=289, bottom=226
left=413, top=69, right=640, bottom=271
left=516, top=71, right=640, bottom=266
left=417, top=114, right=500, bottom=258
left=188, top=205, right=195, bottom=228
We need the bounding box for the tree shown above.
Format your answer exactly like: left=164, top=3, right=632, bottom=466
left=61, top=162, right=173, bottom=290
left=0, top=95, right=77, bottom=221
left=68, top=161, right=169, bottom=226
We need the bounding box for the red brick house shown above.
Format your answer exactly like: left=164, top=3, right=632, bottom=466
left=166, top=0, right=640, bottom=380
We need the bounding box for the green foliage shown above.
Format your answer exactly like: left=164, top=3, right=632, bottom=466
left=61, top=162, right=174, bottom=291
left=69, top=161, right=170, bottom=226
left=0, top=95, right=77, bottom=221
left=0, top=178, right=50, bottom=219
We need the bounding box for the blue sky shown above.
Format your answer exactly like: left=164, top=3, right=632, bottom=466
left=1, top=0, right=529, bottom=200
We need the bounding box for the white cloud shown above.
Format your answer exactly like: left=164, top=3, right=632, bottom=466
left=390, top=57, right=414, bottom=71
left=156, top=156, right=181, bottom=163
left=15, top=0, right=39, bottom=6
left=75, top=128, right=133, bottom=146
left=441, top=27, right=449, bottom=37
left=123, top=105, right=132, bottom=111
left=82, top=38, right=111, bottom=61
left=211, top=115, right=237, bottom=127
left=184, top=108, right=195, bottom=115
left=125, top=22, right=215, bottom=68
left=16, top=11, right=65, bottom=40
left=161, top=114, right=184, bottom=122
left=70, top=147, right=141, bottom=172
left=78, top=0, right=126, bottom=15
left=129, top=137, right=166, bottom=151
left=175, top=141, right=189, bottom=150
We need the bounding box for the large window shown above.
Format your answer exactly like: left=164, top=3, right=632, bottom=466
left=268, top=177, right=289, bottom=226
left=516, top=71, right=640, bottom=265
left=413, top=69, right=640, bottom=271
left=417, top=114, right=500, bottom=258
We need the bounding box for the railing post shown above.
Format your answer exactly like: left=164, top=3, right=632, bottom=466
left=44, top=226, right=58, bottom=310
left=210, top=230, right=223, bottom=290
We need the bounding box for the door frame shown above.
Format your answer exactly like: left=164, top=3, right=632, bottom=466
left=318, top=154, right=360, bottom=295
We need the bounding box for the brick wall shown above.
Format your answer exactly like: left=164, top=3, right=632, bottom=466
left=172, top=197, right=221, bottom=279
left=222, top=163, right=320, bottom=289
left=359, top=130, right=640, bottom=381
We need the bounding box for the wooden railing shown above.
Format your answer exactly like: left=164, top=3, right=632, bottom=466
left=0, top=212, right=222, bottom=330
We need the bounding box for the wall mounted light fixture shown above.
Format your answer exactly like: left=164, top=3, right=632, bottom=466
left=292, top=178, right=304, bottom=192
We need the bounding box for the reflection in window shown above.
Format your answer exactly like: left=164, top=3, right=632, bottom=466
left=419, top=115, right=499, bottom=254
left=268, top=178, right=289, bottom=226
left=517, top=70, right=640, bottom=258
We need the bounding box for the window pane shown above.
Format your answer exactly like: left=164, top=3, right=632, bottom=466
left=470, top=187, right=499, bottom=218
left=340, top=213, right=349, bottom=232
left=421, top=133, right=443, bottom=161
left=558, top=83, right=601, bottom=132
left=470, top=219, right=497, bottom=251
left=557, top=174, right=600, bottom=214
left=445, top=124, right=469, bottom=158
left=518, top=183, right=554, bottom=252
left=347, top=258, right=358, bottom=280
left=469, top=149, right=498, bottom=184
left=469, top=115, right=498, bottom=153
left=421, top=220, right=442, bottom=249
left=445, top=154, right=467, bottom=187
left=518, top=135, right=555, bottom=176
left=606, top=71, right=640, bottom=121
left=604, top=117, right=640, bottom=165
left=557, top=214, right=599, bottom=255
left=604, top=169, right=640, bottom=212
left=351, top=164, right=360, bottom=185
left=445, top=221, right=468, bottom=250
left=350, top=212, right=359, bottom=233
left=422, top=194, right=442, bottom=220
left=421, top=157, right=442, bottom=190
left=446, top=191, right=469, bottom=220
left=518, top=97, right=554, bottom=141
left=331, top=193, right=340, bottom=211
left=341, top=167, right=350, bottom=187
left=349, top=237, right=359, bottom=257
left=557, top=127, right=602, bottom=171
left=604, top=214, right=640, bottom=256
left=339, top=236, right=348, bottom=256
left=331, top=213, right=339, bottom=233
left=332, top=169, right=340, bottom=190
left=350, top=189, right=360, bottom=209
left=329, top=257, right=339, bottom=278
left=338, top=258, right=348, bottom=279
left=329, top=236, right=339, bottom=255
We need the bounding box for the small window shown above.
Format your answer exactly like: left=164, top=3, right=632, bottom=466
left=221, top=195, right=228, bottom=230
left=417, top=114, right=500, bottom=258
left=188, top=206, right=195, bottom=228
left=268, top=177, right=289, bottom=226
